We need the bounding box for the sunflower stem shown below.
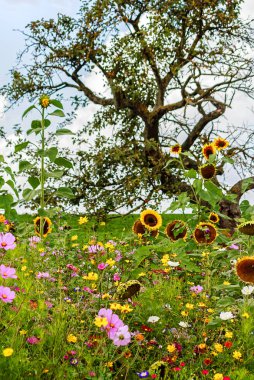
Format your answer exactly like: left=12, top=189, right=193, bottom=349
left=40, top=108, right=45, bottom=239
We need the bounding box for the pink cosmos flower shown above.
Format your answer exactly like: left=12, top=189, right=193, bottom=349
left=0, top=233, right=16, bottom=250
left=36, top=272, right=50, bottom=279
left=26, top=336, right=40, bottom=345
left=113, top=273, right=121, bottom=281
left=112, top=325, right=131, bottom=346
left=98, top=308, right=124, bottom=338
left=0, top=286, right=16, bottom=303
left=97, top=263, right=108, bottom=270
left=190, top=285, right=203, bottom=294
left=0, top=265, right=17, bottom=279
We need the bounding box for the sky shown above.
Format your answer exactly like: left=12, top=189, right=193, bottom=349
left=0, top=0, right=254, bottom=211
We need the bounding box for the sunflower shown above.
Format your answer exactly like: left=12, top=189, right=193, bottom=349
left=170, top=144, right=182, bottom=155
left=193, top=222, right=217, bottom=244
left=238, top=221, right=254, bottom=236
left=165, top=220, right=187, bottom=241
left=132, top=220, right=159, bottom=238
left=116, top=280, right=141, bottom=300
left=199, top=163, right=216, bottom=180
left=202, top=143, right=216, bottom=160
left=34, top=216, right=52, bottom=237
left=209, top=212, right=220, bottom=224
left=213, top=137, right=229, bottom=150
left=236, top=256, right=254, bottom=283
left=140, top=209, right=162, bottom=231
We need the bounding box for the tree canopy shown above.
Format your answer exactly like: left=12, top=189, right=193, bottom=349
left=2, top=0, right=254, bottom=223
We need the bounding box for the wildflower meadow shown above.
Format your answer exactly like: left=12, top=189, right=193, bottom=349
left=0, top=98, right=254, bottom=380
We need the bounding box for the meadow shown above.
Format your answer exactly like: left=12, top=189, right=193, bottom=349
left=0, top=207, right=254, bottom=380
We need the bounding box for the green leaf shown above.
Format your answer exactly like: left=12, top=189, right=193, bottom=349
left=49, top=109, right=65, bottom=117
left=22, top=188, right=40, bottom=201
left=28, top=176, right=40, bottom=189
left=46, top=147, right=58, bottom=162
left=54, top=157, right=73, bottom=169
left=19, top=160, right=34, bottom=172
left=55, top=187, right=74, bottom=198
left=45, top=170, right=64, bottom=178
left=50, top=99, right=63, bottom=109
left=6, top=180, right=19, bottom=198
left=22, top=105, right=36, bottom=119
left=55, top=128, right=75, bottom=136
left=184, top=169, right=197, bottom=179
left=15, top=141, right=30, bottom=153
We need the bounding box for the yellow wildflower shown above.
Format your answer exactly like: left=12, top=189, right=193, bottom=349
left=94, top=317, right=108, bottom=328
left=233, top=351, right=242, bottom=360
left=67, top=334, right=77, bottom=343
left=167, top=344, right=176, bottom=353
left=79, top=216, right=88, bottom=225
left=2, top=348, right=13, bottom=357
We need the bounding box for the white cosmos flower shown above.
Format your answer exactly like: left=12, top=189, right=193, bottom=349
left=219, top=311, right=234, bottom=320
left=241, top=286, right=254, bottom=295
left=167, top=261, right=180, bottom=267
left=179, top=321, right=190, bottom=328
left=147, top=316, right=160, bottom=323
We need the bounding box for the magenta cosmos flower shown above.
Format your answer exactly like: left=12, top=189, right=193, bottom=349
left=0, top=265, right=17, bottom=279
left=0, top=286, right=16, bottom=303
left=0, top=233, right=16, bottom=250
left=112, top=325, right=131, bottom=346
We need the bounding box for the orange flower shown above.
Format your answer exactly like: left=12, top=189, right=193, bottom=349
left=202, top=144, right=216, bottom=160
left=213, top=137, right=229, bottom=150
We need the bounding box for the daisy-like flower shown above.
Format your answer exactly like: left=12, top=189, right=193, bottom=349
left=170, top=144, right=182, bottom=155
left=209, top=212, right=220, bottom=224
left=147, top=316, right=160, bottom=323
left=241, top=285, right=254, bottom=295
left=236, top=256, right=254, bottom=283
left=199, top=163, right=216, bottom=180
left=112, top=325, right=131, bottom=346
left=132, top=220, right=159, bottom=238
left=193, top=222, right=217, bottom=245
left=167, top=261, right=180, bottom=267
left=0, top=286, right=15, bottom=303
left=140, top=210, right=162, bottom=231
left=79, top=216, right=88, bottom=225
left=0, top=265, right=17, bottom=279
left=238, top=221, right=254, bottom=236
left=0, top=233, right=16, bottom=250
left=202, top=143, right=216, bottom=160
left=165, top=220, right=187, bottom=241
left=219, top=311, right=234, bottom=320
left=34, top=217, right=52, bottom=238
left=213, top=137, right=229, bottom=150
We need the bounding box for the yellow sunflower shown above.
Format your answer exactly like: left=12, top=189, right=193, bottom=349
left=236, top=256, right=254, bottom=283
left=202, top=143, right=216, bottom=160
left=193, top=222, right=217, bottom=245
left=213, top=137, right=229, bottom=150
left=209, top=212, right=220, bottom=224
left=34, top=216, right=52, bottom=237
left=199, top=163, right=216, bottom=180
left=170, top=144, right=182, bottom=155
left=132, top=220, right=159, bottom=238
left=165, top=220, right=187, bottom=241
left=140, top=209, right=162, bottom=231
left=238, top=221, right=254, bottom=236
